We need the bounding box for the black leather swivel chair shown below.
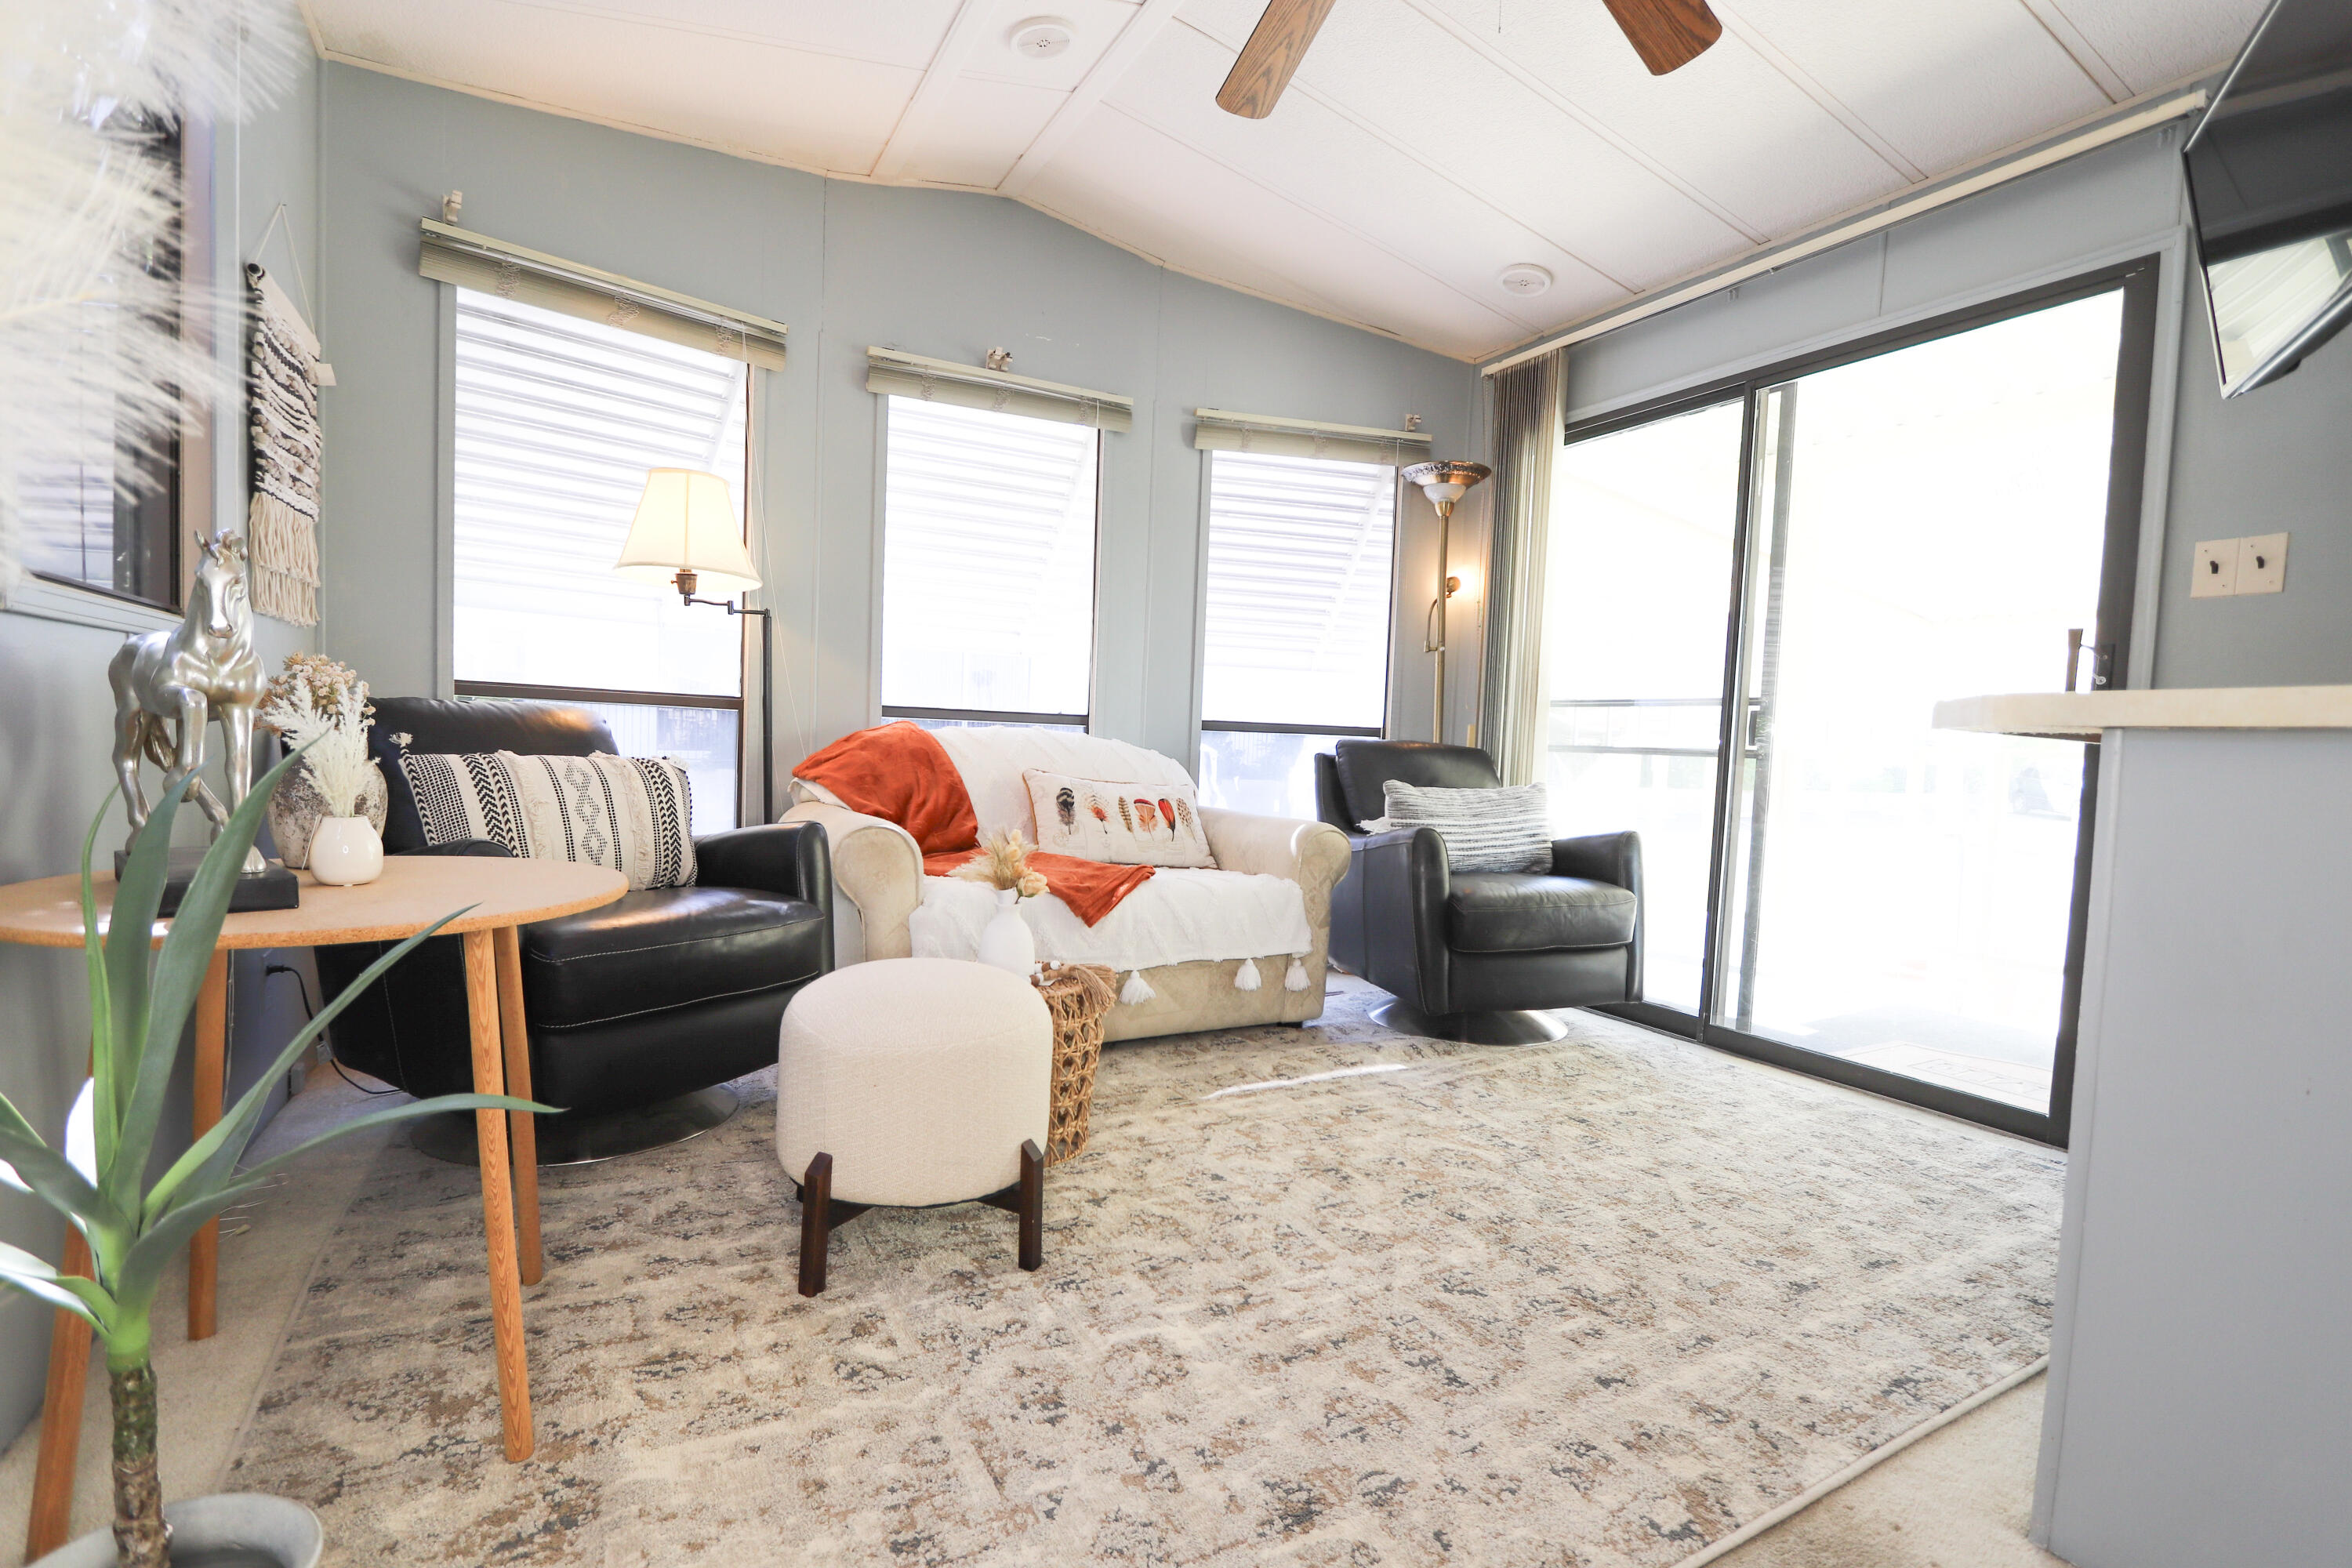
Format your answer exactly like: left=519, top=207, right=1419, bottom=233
left=313, top=698, right=833, bottom=1162
left=1314, top=739, right=1642, bottom=1044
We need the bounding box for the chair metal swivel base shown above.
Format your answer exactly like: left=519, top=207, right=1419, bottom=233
left=411, top=1084, right=740, bottom=1167
left=1370, top=999, right=1571, bottom=1045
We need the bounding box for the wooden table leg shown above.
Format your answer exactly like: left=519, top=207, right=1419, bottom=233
left=189, top=949, right=228, bottom=1341
left=492, top=925, right=543, bottom=1286
left=463, top=928, right=534, bottom=1462
left=24, top=1227, right=93, bottom=1561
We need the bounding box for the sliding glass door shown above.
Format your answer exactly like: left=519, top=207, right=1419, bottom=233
left=1548, top=262, right=2157, bottom=1142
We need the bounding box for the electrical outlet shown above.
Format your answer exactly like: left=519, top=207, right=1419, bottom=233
left=2239, top=532, right=2288, bottom=595
left=2191, top=539, right=2239, bottom=598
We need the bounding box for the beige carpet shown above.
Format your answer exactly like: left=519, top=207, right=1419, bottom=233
left=200, top=980, right=2063, bottom=1566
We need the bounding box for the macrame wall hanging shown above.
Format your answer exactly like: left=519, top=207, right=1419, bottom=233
left=244, top=261, right=325, bottom=625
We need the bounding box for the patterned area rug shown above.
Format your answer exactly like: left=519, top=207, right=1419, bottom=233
left=226, top=982, right=2064, bottom=1566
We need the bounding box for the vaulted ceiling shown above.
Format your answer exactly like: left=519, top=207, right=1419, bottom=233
left=300, top=0, right=2266, bottom=361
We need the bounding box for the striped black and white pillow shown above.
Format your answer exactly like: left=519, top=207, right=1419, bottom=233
left=1381, top=780, right=1551, bottom=873
left=400, top=750, right=697, bottom=890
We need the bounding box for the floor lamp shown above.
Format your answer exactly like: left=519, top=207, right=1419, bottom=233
left=1403, top=460, right=1490, bottom=744
left=614, top=467, right=775, bottom=824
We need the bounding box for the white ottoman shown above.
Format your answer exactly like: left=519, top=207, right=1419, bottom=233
left=777, top=957, right=1051, bottom=1294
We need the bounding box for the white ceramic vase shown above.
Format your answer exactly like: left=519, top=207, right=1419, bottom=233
left=307, top=816, right=383, bottom=887
left=976, top=887, right=1036, bottom=976
left=32, top=1493, right=322, bottom=1567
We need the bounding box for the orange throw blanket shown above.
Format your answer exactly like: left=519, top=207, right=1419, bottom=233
left=797, top=721, right=1154, bottom=927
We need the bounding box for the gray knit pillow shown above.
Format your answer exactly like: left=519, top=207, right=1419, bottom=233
left=1381, top=780, right=1551, bottom=873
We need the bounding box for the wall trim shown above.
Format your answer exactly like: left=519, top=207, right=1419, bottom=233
left=0, top=577, right=179, bottom=637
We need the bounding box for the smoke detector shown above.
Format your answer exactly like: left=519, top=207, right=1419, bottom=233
left=1498, top=263, right=1553, bottom=297
left=1009, top=16, right=1075, bottom=59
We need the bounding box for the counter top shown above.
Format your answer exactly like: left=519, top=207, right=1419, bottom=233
left=1933, top=685, right=2352, bottom=739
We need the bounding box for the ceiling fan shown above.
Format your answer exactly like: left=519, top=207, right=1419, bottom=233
left=1216, top=0, right=1722, bottom=118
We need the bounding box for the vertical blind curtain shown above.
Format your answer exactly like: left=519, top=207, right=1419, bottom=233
left=1479, top=349, right=1566, bottom=786
left=1192, top=408, right=1432, bottom=467
left=419, top=220, right=788, bottom=372
left=866, top=348, right=1133, bottom=433
left=1200, top=450, right=1396, bottom=731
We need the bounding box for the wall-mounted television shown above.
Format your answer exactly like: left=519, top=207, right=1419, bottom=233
left=2184, top=0, right=2352, bottom=397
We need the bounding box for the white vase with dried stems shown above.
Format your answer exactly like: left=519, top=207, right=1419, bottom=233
left=259, top=658, right=383, bottom=883
left=958, top=829, right=1050, bottom=977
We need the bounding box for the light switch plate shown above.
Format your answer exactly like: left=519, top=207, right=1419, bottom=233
left=2191, top=538, right=2239, bottom=598
left=2239, top=532, right=2288, bottom=594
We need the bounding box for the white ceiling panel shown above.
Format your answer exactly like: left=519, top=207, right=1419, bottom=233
left=1109, top=21, right=1628, bottom=334
left=309, top=0, right=922, bottom=173
left=1717, top=0, right=2114, bottom=175
left=2047, top=0, right=2267, bottom=97
left=305, top=0, right=2267, bottom=360
left=1028, top=107, right=1530, bottom=351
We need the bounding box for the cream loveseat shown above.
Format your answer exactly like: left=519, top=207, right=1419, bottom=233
left=782, top=728, right=1349, bottom=1042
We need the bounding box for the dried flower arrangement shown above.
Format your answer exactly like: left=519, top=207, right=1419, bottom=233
left=956, top=828, right=1050, bottom=901
left=258, top=654, right=375, bottom=818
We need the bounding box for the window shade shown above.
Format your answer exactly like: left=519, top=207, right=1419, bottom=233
left=452, top=289, right=747, bottom=700
left=1200, top=448, right=1396, bottom=730
left=420, top=220, right=788, bottom=372
left=1192, top=408, right=1432, bottom=466
left=866, top=347, right=1133, bottom=433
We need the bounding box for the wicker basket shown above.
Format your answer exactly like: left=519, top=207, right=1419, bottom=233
left=1033, top=963, right=1117, bottom=1164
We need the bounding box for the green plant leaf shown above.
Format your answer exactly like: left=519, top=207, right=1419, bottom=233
left=143, top=905, right=474, bottom=1225
left=0, top=1240, right=117, bottom=1333
left=107, top=742, right=307, bottom=1214
left=0, top=1093, right=127, bottom=1236
left=97, top=776, right=187, bottom=1196
left=111, top=1175, right=273, bottom=1322
left=230, top=1093, right=557, bottom=1193
left=78, top=796, right=119, bottom=1174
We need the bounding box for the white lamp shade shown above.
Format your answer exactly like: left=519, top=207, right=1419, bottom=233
left=614, top=468, right=761, bottom=596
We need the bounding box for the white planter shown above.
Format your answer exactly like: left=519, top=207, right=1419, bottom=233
left=33, top=1493, right=322, bottom=1568
left=975, top=888, right=1036, bottom=976
left=307, top=816, right=383, bottom=886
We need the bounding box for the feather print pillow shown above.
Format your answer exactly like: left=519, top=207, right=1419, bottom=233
left=1022, top=769, right=1218, bottom=869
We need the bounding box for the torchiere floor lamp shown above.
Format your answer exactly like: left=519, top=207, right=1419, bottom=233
left=1403, top=459, right=1490, bottom=744
left=614, top=467, right=776, bottom=823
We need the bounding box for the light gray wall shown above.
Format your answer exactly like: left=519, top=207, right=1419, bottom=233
left=0, top=51, right=322, bottom=1449
left=1550, top=124, right=2352, bottom=693
left=314, top=65, right=1479, bottom=776
left=2041, top=728, right=2352, bottom=1566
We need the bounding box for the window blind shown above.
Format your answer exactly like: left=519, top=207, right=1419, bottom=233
left=1192, top=408, right=1432, bottom=466
left=421, top=220, right=788, bottom=371
left=1200, top=448, right=1396, bottom=731
left=452, top=289, right=748, bottom=700
left=880, top=397, right=1099, bottom=719
left=866, top=347, right=1133, bottom=433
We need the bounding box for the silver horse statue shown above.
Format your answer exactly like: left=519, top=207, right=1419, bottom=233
left=108, top=529, right=268, bottom=872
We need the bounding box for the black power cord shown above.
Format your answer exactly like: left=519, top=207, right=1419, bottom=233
left=262, top=961, right=398, bottom=1096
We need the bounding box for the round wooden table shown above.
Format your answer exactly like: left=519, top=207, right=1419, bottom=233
left=0, top=855, right=624, bottom=1555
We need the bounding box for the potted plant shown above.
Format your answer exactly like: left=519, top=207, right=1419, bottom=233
left=0, top=746, right=547, bottom=1566
left=956, top=828, right=1049, bottom=976
left=257, top=655, right=387, bottom=878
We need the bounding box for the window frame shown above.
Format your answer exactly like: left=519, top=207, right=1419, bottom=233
left=1556, top=256, right=2164, bottom=1147
left=873, top=393, right=1105, bottom=731
left=1190, top=446, right=1403, bottom=786
left=27, top=117, right=187, bottom=615
left=441, top=289, right=758, bottom=828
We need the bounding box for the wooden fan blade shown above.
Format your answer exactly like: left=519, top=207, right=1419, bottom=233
left=1600, top=0, right=1722, bottom=75
left=1217, top=0, right=1340, bottom=119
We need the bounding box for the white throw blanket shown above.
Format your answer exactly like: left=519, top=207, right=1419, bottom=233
left=911, top=867, right=1311, bottom=974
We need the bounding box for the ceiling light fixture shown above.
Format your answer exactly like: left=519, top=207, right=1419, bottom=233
left=1498, top=263, right=1552, bottom=297
left=1009, top=16, right=1075, bottom=59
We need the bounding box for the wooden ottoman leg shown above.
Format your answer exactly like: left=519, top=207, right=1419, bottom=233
left=1018, top=1139, right=1044, bottom=1272
left=798, top=1152, right=833, bottom=1298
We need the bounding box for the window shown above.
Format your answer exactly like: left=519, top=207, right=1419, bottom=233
left=22, top=118, right=182, bottom=608
left=1196, top=449, right=1396, bottom=818
left=1544, top=261, right=2158, bottom=1144
left=880, top=397, right=1099, bottom=727
left=451, top=290, right=750, bottom=828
